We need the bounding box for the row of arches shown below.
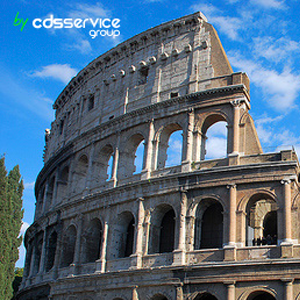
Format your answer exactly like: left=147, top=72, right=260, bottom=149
left=38, top=116, right=230, bottom=215
left=26, top=192, right=279, bottom=277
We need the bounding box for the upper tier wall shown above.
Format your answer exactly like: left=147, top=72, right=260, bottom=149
left=44, top=12, right=239, bottom=162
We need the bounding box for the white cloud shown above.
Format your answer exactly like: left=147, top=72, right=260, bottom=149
left=68, top=38, right=92, bottom=54
left=253, top=36, right=300, bottom=63
left=250, top=0, right=285, bottom=9
left=229, top=52, right=300, bottom=110
left=19, top=221, right=30, bottom=237
left=16, top=222, right=30, bottom=268
left=68, top=2, right=111, bottom=19
left=191, top=3, right=243, bottom=40
left=31, top=64, right=78, bottom=85
left=24, top=181, right=35, bottom=190
left=206, top=137, right=227, bottom=159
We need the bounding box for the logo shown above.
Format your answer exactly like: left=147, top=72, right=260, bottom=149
left=13, top=12, right=121, bottom=39
left=13, top=12, right=28, bottom=32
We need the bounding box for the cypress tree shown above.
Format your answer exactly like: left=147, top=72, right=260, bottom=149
left=0, top=157, right=24, bottom=300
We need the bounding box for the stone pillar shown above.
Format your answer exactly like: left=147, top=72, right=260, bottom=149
left=42, top=183, right=49, bottom=213
left=131, top=198, right=145, bottom=269
left=224, top=281, right=235, bottom=300
left=230, top=99, right=242, bottom=156
left=200, top=133, right=207, bottom=161
left=182, top=109, right=194, bottom=172
left=110, top=132, right=120, bottom=186
left=282, top=279, right=293, bottom=300
left=143, top=210, right=151, bottom=255
left=173, top=190, right=187, bottom=265
left=97, top=220, right=109, bottom=273
left=132, top=286, right=139, bottom=300
left=72, top=214, right=83, bottom=273
left=227, top=184, right=237, bottom=246
left=281, top=179, right=293, bottom=244
left=52, top=169, right=59, bottom=206
left=176, top=285, right=184, bottom=300
left=141, top=120, right=155, bottom=179
left=38, top=226, right=48, bottom=275
left=84, top=143, right=95, bottom=192
left=192, top=130, right=201, bottom=163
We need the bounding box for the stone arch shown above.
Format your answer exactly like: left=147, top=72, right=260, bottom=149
left=45, top=230, right=57, bottom=272
left=60, top=225, right=77, bottom=267
left=32, top=231, right=44, bottom=275
left=238, top=287, right=277, bottom=300
left=149, top=203, right=176, bottom=254
left=112, top=211, right=135, bottom=259
left=95, top=143, right=115, bottom=183
left=155, top=123, right=183, bottom=169
left=149, top=293, right=170, bottom=300
left=197, top=112, right=230, bottom=161
left=244, top=192, right=278, bottom=246
left=83, top=218, right=103, bottom=263
left=194, top=198, right=224, bottom=249
left=72, top=154, right=89, bottom=193
left=187, top=291, right=220, bottom=300
left=119, top=133, right=146, bottom=179
left=46, top=175, right=56, bottom=206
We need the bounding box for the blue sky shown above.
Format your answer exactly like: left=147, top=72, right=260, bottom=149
left=1, top=0, right=300, bottom=267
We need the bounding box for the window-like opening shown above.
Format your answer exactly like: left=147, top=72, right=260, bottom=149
left=194, top=293, right=218, bottom=300
left=33, top=236, right=43, bottom=275
left=205, top=121, right=227, bottom=160
left=159, top=209, right=175, bottom=253
left=112, top=212, right=135, bottom=259
left=119, top=134, right=145, bottom=179
left=109, top=115, right=114, bottom=120
left=57, top=166, right=69, bottom=201
left=165, top=130, right=183, bottom=167
left=60, top=225, right=77, bottom=268
left=47, top=176, right=55, bottom=205
left=88, top=95, right=94, bottom=111
left=156, top=124, right=183, bottom=169
left=138, top=67, right=149, bottom=85
left=134, top=140, right=145, bottom=174
left=246, top=195, right=277, bottom=246
left=46, top=231, right=57, bottom=272
left=170, top=92, right=179, bottom=98
left=194, top=200, right=223, bottom=250
left=247, top=291, right=276, bottom=300
left=59, top=120, right=64, bottom=135
left=106, top=155, right=113, bottom=181
left=84, top=219, right=102, bottom=263
left=149, top=204, right=175, bottom=254
left=150, top=295, right=168, bottom=300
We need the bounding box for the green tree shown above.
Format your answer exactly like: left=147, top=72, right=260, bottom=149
left=0, top=157, right=24, bottom=300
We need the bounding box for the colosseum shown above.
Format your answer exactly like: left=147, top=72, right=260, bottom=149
left=18, top=11, right=300, bottom=300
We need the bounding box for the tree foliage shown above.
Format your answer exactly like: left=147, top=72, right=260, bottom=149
left=0, top=157, right=24, bottom=300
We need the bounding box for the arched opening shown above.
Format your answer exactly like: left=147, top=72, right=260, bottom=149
left=247, top=291, right=276, bottom=300
left=156, top=124, right=183, bottom=169
left=150, top=294, right=169, bottom=300
left=149, top=204, right=176, bottom=254
left=194, top=200, right=223, bottom=250
left=134, top=139, right=145, bottom=174
left=60, top=225, right=77, bottom=267
left=33, top=234, right=43, bottom=275
left=200, top=115, right=228, bottom=161
left=194, top=293, right=218, bottom=300
left=112, top=212, right=135, bottom=259
left=119, top=134, right=145, bottom=179
left=246, top=194, right=278, bottom=246
left=159, top=209, right=175, bottom=253
left=46, top=231, right=57, bottom=272
left=73, top=155, right=88, bottom=192
left=84, top=219, right=102, bottom=263
left=106, top=154, right=114, bottom=181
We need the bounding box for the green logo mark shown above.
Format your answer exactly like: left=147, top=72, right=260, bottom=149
left=13, top=12, right=28, bottom=32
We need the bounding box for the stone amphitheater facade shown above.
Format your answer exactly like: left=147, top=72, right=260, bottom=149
left=18, top=12, right=300, bottom=300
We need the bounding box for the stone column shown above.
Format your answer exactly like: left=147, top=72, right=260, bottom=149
left=282, top=279, right=293, bottom=300
left=131, top=198, right=145, bottom=269
left=281, top=179, right=292, bottom=244
left=192, top=130, right=201, bottom=163
left=176, top=285, right=184, bottom=300
left=173, top=190, right=187, bottom=265
left=182, top=109, right=194, bottom=172
left=97, top=220, right=109, bottom=273
left=132, top=286, right=139, bottom=300
left=42, top=182, right=49, bottom=213
left=110, top=132, right=120, bottom=186
left=141, top=120, right=155, bottom=179
left=224, top=281, right=235, bottom=300
left=227, top=184, right=237, bottom=246
left=72, top=214, right=83, bottom=273
left=84, top=143, right=95, bottom=192
left=38, top=225, right=48, bottom=275
left=230, top=100, right=242, bottom=156
left=143, top=210, right=151, bottom=255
